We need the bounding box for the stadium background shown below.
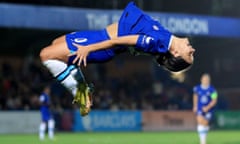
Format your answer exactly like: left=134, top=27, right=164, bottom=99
left=0, top=0, right=240, bottom=143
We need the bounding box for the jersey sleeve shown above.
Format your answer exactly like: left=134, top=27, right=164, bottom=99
left=136, top=35, right=156, bottom=53
left=118, top=1, right=172, bottom=54
left=211, top=89, right=218, bottom=99
left=193, top=86, right=198, bottom=94
left=135, top=31, right=172, bottom=54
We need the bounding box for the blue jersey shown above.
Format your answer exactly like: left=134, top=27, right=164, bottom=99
left=118, top=2, right=172, bottom=54
left=193, top=85, right=217, bottom=120
left=39, top=92, right=52, bottom=122
left=66, top=2, right=172, bottom=64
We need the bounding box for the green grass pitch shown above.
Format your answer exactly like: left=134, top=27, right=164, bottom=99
left=0, top=130, right=238, bottom=144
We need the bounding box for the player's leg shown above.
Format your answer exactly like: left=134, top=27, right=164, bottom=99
left=40, top=40, right=83, bottom=97
left=65, top=30, right=113, bottom=116
left=40, top=29, right=117, bottom=116
left=39, top=121, right=46, bottom=140
left=48, top=119, right=55, bottom=140
left=40, top=37, right=93, bottom=117
left=40, top=30, right=110, bottom=116
left=197, top=115, right=209, bottom=144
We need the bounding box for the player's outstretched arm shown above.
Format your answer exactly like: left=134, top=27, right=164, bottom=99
left=70, top=35, right=139, bottom=66
left=193, top=93, right=198, bottom=112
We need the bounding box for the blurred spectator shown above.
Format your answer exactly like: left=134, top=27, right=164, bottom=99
left=0, top=57, right=196, bottom=111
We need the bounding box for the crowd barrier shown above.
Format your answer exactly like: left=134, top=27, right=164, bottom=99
left=73, top=111, right=142, bottom=131
left=0, top=111, right=40, bottom=134
left=142, top=111, right=196, bottom=131
left=63, top=110, right=196, bottom=132
left=1, top=110, right=239, bottom=134
left=215, top=111, right=240, bottom=129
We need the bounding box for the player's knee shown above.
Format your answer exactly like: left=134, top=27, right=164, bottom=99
left=197, top=116, right=208, bottom=125
left=51, top=39, right=59, bottom=45
left=48, top=119, right=55, bottom=128
left=39, top=47, right=50, bottom=62
left=40, top=46, right=57, bottom=62
left=40, top=37, right=60, bottom=61
left=39, top=122, right=46, bottom=131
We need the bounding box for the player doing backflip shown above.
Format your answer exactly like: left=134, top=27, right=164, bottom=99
left=39, top=2, right=195, bottom=116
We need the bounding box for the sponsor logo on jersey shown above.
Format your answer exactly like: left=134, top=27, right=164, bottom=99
left=200, top=95, right=208, bottom=104
left=153, top=25, right=159, bottom=31
left=145, top=36, right=154, bottom=44
left=74, top=38, right=88, bottom=43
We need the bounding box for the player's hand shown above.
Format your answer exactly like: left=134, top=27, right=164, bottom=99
left=193, top=107, right=197, bottom=113
left=69, top=43, right=90, bottom=67
left=202, top=106, right=209, bottom=112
